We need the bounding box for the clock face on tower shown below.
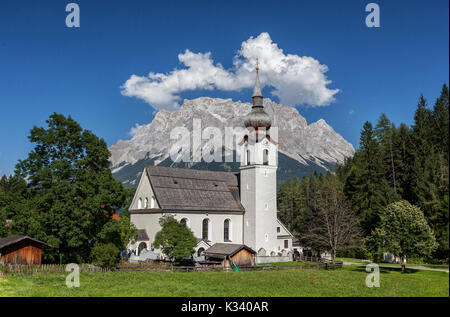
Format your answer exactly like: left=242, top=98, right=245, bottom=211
left=263, top=139, right=268, bottom=146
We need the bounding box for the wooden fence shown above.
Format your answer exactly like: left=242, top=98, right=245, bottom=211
left=0, top=263, right=106, bottom=276
left=1, top=261, right=342, bottom=276
left=297, top=255, right=344, bottom=267
left=297, top=255, right=321, bottom=262
left=116, top=262, right=342, bottom=272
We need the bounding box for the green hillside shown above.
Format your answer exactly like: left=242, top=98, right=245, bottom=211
left=112, top=151, right=335, bottom=188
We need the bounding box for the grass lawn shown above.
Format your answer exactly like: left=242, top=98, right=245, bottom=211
left=377, top=262, right=449, bottom=269
left=256, top=261, right=319, bottom=266
left=0, top=266, right=448, bottom=297
left=336, top=258, right=449, bottom=269
left=336, top=258, right=367, bottom=264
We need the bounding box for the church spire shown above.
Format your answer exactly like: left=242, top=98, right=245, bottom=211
left=244, top=59, right=271, bottom=130
left=252, top=58, right=263, bottom=98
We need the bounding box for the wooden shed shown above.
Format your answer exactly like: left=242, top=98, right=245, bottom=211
left=0, top=235, right=49, bottom=265
left=204, top=243, right=256, bottom=268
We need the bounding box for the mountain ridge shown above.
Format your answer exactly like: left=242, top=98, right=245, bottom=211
left=109, top=97, right=354, bottom=186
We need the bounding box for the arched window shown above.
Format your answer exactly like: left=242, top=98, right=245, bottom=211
left=263, top=149, right=269, bottom=165
left=202, top=218, right=210, bottom=240
left=247, top=150, right=250, bottom=165
left=197, top=247, right=205, bottom=257
left=144, top=197, right=149, bottom=208
left=224, top=219, right=231, bottom=242
left=137, top=198, right=142, bottom=209
left=180, top=218, right=190, bottom=228
left=138, top=242, right=147, bottom=256
left=150, top=196, right=155, bottom=208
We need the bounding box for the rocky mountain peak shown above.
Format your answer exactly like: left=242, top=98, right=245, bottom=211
left=109, top=97, right=355, bottom=180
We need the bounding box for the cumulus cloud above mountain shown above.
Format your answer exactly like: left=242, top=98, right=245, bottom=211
left=121, top=32, right=339, bottom=110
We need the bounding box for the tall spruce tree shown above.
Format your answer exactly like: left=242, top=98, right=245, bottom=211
left=408, top=96, right=441, bottom=230
left=277, top=177, right=302, bottom=234
left=430, top=84, right=449, bottom=259
left=432, top=84, right=449, bottom=162
left=391, top=123, right=412, bottom=197
left=344, top=121, right=395, bottom=235
left=375, top=114, right=399, bottom=195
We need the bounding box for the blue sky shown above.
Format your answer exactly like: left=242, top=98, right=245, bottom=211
left=0, top=0, right=448, bottom=176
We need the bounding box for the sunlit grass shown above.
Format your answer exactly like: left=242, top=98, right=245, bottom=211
left=1, top=265, right=448, bottom=297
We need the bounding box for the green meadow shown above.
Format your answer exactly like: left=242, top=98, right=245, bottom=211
left=1, top=266, right=448, bottom=297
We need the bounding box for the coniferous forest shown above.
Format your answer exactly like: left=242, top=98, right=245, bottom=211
left=277, top=84, right=449, bottom=262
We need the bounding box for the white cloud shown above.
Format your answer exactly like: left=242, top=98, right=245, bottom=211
left=121, top=32, right=339, bottom=110
left=128, top=123, right=143, bottom=137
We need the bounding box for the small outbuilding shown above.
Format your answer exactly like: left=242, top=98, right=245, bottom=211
left=0, top=235, right=49, bottom=265
left=204, top=243, right=256, bottom=268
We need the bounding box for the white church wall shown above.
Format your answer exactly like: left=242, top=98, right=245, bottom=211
left=254, top=165, right=278, bottom=254
left=129, top=170, right=159, bottom=210
left=131, top=212, right=161, bottom=248
left=276, top=238, right=293, bottom=253
left=255, top=255, right=292, bottom=264
left=241, top=168, right=257, bottom=249
left=130, top=212, right=244, bottom=248
left=172, top=213, right=243, bottom=245
left=241, top=164, right=278, bottom=254
left=275, top=219, right=294, bottom=255
left=242, top=136, right=277, bottom=166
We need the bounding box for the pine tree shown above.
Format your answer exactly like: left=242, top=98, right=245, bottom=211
left=408, top=96, right=440, bottom=217
left=391, top=123, right=411, bottom=197
left=432, top=84, right=449, bottom=162
left=375, top=113, right=399, bottom=195
left=277, top=177, right=301, bottom=234
left=344, top=122, right=396, bottom=235
left=430, top=84, right=449, bottom=259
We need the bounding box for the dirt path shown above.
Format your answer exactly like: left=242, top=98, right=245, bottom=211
left=343, top=261, right=449, bottom=273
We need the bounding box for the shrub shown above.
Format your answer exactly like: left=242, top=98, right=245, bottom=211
left=336, top=247, right=369, bottom=259
left=364, top=200, right=437, bottom=273
left=90, top=242, right=120, bottom=270
left=153, top=215, right=197, bottom=264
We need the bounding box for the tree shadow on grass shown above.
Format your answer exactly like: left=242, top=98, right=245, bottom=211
left=423, top=265, right=449, bottom=269
left=349, top=265, right=420, bottom=274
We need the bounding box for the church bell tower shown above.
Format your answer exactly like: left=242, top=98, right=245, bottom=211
left=240, top=61, right=278, bottom=256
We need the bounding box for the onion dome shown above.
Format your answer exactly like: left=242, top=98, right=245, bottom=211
left=244, top=60, right=271, bottom=130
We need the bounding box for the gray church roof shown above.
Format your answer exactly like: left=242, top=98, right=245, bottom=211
left=145, top=166, right=244, bottom=212
left=137, top=229, right=149, bottom=241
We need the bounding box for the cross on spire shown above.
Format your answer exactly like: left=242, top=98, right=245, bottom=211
left=252, top=58, right=262, bottom=98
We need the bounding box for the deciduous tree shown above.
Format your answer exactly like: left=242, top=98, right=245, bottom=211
left=153, top=215, right=197, bottom=263
left=302, top=176, right=362, bottom=264
left=365, top=200, right=437, bottom=273
left=13, top=113, right=127, bottom=262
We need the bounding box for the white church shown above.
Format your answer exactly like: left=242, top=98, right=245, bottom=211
left=128, top=65, right=296, bottom=263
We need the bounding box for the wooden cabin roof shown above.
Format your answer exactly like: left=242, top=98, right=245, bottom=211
left=0, top=235, right=49, bottom=250
left=204, top=243, right=256, bottom=258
